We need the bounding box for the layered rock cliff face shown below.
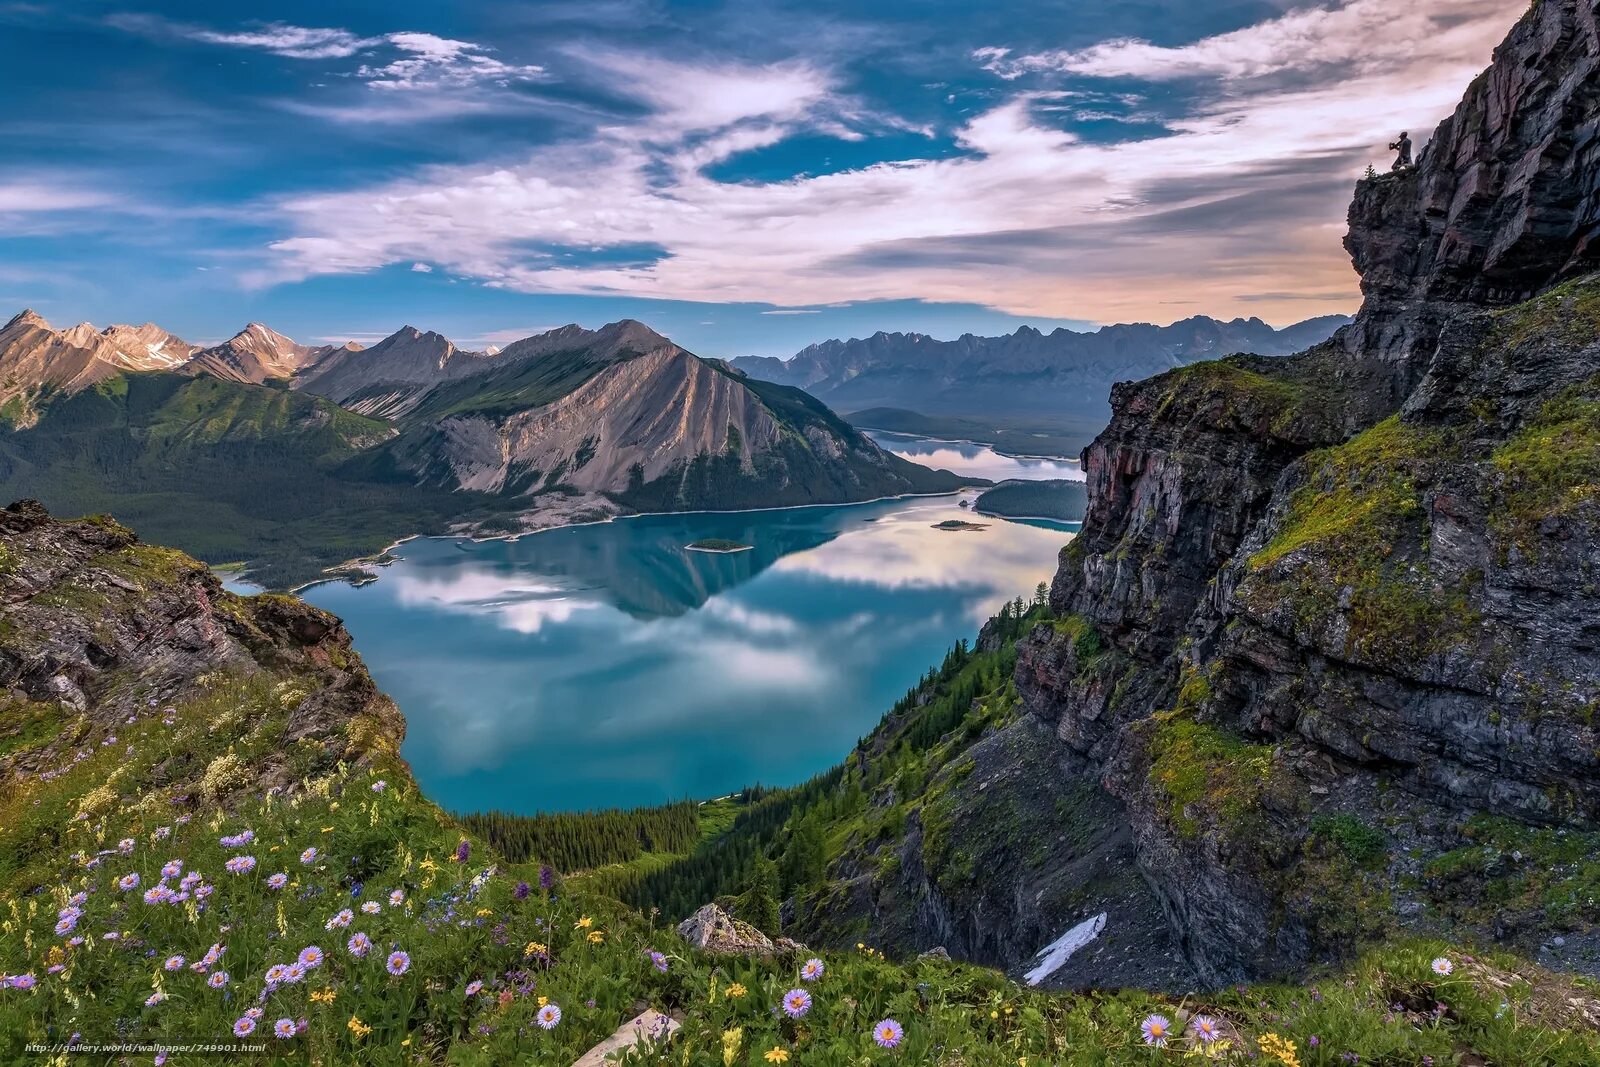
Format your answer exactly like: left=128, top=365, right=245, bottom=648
left=792, top=0, right=1600, bottom=990
left=1000, top=0, right=1600, bottom=986
left=0, top=500, right=403, bottom=804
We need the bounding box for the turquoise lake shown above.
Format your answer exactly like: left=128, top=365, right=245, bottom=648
left=299, top=436, right=1079, bottom=815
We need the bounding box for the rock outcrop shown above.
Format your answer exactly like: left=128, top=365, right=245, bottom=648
left=0, top=500, right=403, bottom=805
left=1001, top=0, right=1600, bottom=987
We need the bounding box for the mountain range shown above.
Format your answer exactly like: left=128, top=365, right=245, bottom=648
left=731, top=314, right=1350, bottom=454
left=0, top=311, right=964, bottom=586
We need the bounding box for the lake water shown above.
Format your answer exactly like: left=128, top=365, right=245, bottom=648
left=297, top=436, right=1079, bottom=815
left=864, top=431, right=1084, bottom=482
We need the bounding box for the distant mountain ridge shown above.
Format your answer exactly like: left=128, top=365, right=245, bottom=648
left=729, top=314, right=1352, bottom=440
left=0, top=309, right=966, bottom=586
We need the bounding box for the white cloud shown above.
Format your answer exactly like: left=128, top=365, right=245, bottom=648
left=357, top=32, right=546, bottom=91
left=410, top=262, right=433, bottom=272
left=257, top=0, right=1521, bottom=324
left=0, top=181, right=114, bottom=213
left=190, top=22, right=378, bottom=60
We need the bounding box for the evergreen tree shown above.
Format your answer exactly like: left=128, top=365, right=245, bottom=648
left=738, top=855, right=781, bottom=933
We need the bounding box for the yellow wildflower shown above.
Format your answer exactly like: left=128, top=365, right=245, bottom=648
left=475, top=908, right=493, bottom=918
left=575, top=916, right=594, bottom=929
left=721, top=1027, right=743, bottom=1067
left=419, top=856, right=437, bottom=871
left=764, top=1049, right=789, bottom=1064
left=1258, top=1034, right=1301, bottom=1067
left=537, top=996, right=549, bottom=1007
left=726, top=983, right=748, bottom=999
left=347, top=1015, right=372, bottom=1039
left=320, top=826, right=334, bottom=834
left=586, top=930, right=604, bottom=944
left=310, top=988, right=337, bottom=1004
left=523, top=941, right=548, bottom=958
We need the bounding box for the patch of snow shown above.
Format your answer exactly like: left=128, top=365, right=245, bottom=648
left=1023, top=912, right=1106, bottom=986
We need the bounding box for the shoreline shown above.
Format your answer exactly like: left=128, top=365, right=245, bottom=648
left=974, top=509, right=1086, bottom=526
left=860, top=425, right=1087, bottom=465
left=287, top=487, right=975, bottom=593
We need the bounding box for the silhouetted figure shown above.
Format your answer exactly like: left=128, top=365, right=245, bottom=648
left=1389, top=131, right=1413, bottom=170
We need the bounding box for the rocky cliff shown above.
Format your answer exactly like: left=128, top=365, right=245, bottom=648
left=777, top=0, right=1600, bottom=991
left=1001, top=0, right=1600, bottom=986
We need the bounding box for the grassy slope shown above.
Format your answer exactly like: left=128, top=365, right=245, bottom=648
left=0, top=374, right=507, bottom=588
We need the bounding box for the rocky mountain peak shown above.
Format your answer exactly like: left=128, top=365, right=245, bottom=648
left=1343, top=0, right=1600, bottom=369
left=5, top=308, right=49, bottom=331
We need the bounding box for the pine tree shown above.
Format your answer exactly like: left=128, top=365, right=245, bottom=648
left=738, top=855, right=781, bottom=933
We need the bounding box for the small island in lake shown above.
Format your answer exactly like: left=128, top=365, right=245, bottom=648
left=685, top=538, right=754, bottom=553
left=931, top=519, right=989, bottom=532
left=973, top=479, right=1088, bottom=522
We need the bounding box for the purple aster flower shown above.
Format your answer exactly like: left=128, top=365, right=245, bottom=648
left=801, top=958, right=824, bottom=981
left=233, top=1016, right=255, bottom=1037
left=299, top=847, right=318, bottom=865
left=371, top=779, right=386, bottom=792
left=145, top=992, right=166, bottom=1007
left=265, top=964, right=289, bottom=985
left=163, top=955, right=185, bottom=971
left=1140, top=1014, right=1171, bottom=1047
left=209, top=971, right=229, bottom=988
left=273, top=1018, right=295, bottom=1039
left=283, top=963, right=306, bottom=984
left=266, top=873, right=288, bottom=889
left=298, top=946, right=324, bottom=969
left=10, top=974, right=37, bottom=990
left=117, top=873, right=141, bottom=891
left=782, top=989, right=812, bottom=1018
left=536, top=1003, right=561, bottom=1029
left=387, top=950, right=411, bottom=976
left=347, top=932, right=371, bottom=958
left=1190, top=1015, right=1222, bottom=1043
left=224, top=855, right=256, bottom=874
left=872, top=1019, right=904, bottom=1049
left=465, top=980, right=484, bottom=996
left=648, top=950, right=668, bottom=973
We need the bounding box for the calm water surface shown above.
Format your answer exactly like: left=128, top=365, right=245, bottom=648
left=298, top=438, right=1077, bottom=814
left=865, top=430, right=1083, bottom=482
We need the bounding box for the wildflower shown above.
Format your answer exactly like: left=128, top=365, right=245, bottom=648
left=326, top=909, right=354, bottom=930
left=1140, top=1014, right=1171, bottom=1047
left=233, top=1017, right=256, bottom=1037
left=782, top=989, right=812, bottom=1018
left=1258, top=1034, right=1302, bottom=1067
left=11, top=974, right=37, bottom=990
left=245, top=1008, right=263, bottom=1020
left=764, top=1049, right=790, bottom=1064
left=310, top=987, right=337, bottom=1004
left=54, top=918, right=76, bottom=936
left=1431, top=957, right=1453, bottom=976
left=118, top=838, right=136, bottom=854
left=266, top=873, right=288, bottom=890
left=523, top=941, right=548, bottom=958
left=1191, top=1015, right=1222, bottom=1043
left=454, top=840, right=470, bottom=862
left=347, top=933, right=371, bottom=958
left=164, top=955, right=185, bottom=971
left=514, top=881, right=530, bottom=900
left=284, top=963, right=307, bottom=983
left=298, top=946, right=324, bottom=969
left=389, top=890, right=404, bottom=907
left=265, top=965, right=289, bottom=985
left=575, top=916, right=593, bottom=929
left=145, top=992, right=166, bottom=1007
left=161, top=860, right=182, bottom=878
left=648, top=950, right=668, bottom=973
left=465, top=980, right=483, bottom=997
left=300, top=847, right=318, bottom=865
left=872, top=1019, right=904, bottom=1049
left=220, top=830, right=254, bottom=847
left=726, top=983, right=748, bottom=999
left=536, top=1003, right=562, bottom=1029
left=540, top=865, right=556, bottom=889
left=118, top=873, right=141, bottom=891
left=801, top=958, right=824, bottom=981
left=587, top=930, right=605, bottom=944
left=274, top=1018, right=295, bottom=1039
left=360, top=901, right=380, bottom=914
left=387, top=950, right=411, bottom=976
left=224, top=855, right=256, bottom=875
left=208, top=972, right=229, bottom=988
left=347, top=1015, right=372, bottom=1039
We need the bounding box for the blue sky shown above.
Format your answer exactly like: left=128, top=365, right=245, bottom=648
left=0, top=0, right=1518, bottom=356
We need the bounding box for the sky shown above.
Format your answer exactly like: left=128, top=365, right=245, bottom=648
left=0, top=0, right=1523, bottom=357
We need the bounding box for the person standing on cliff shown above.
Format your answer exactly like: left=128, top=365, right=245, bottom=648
left=1389, top=131, right=1413, bottom=170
